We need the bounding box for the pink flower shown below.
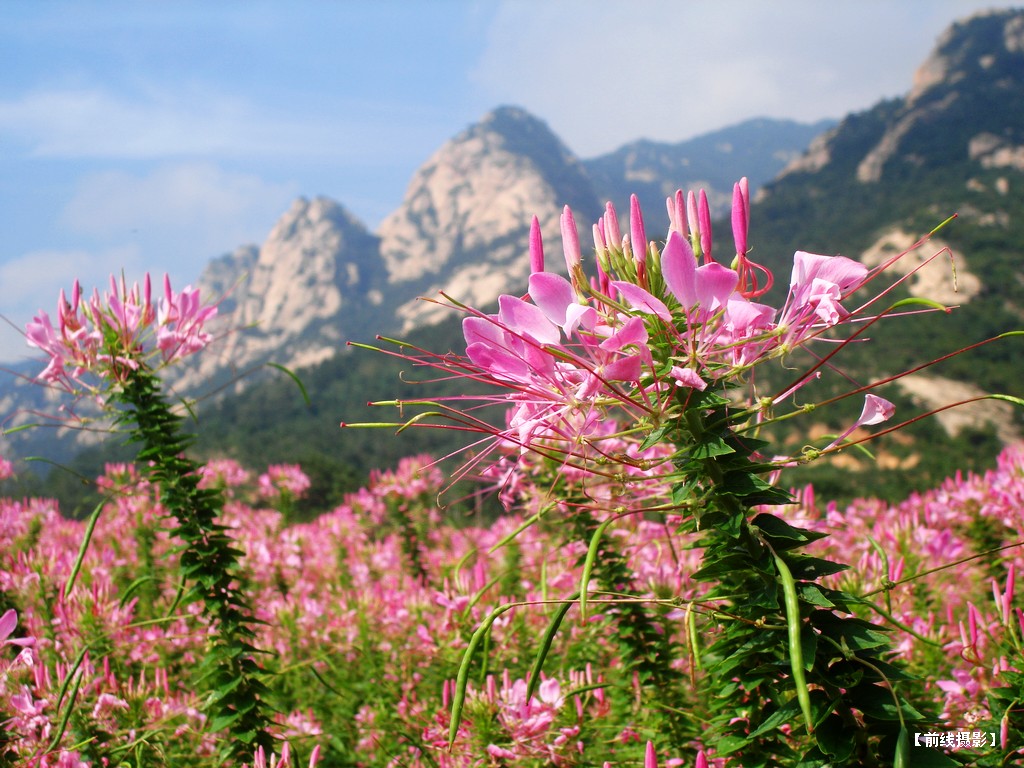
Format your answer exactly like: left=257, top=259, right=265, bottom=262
left=26, top=273, right=217, bottom=392
left=156, top=274, right=217, bottom=360
left=857, top=393, right=897, bottom=427
left=661, top=231, right=738, bottom=318
left=824, top=394, right=896, bottom=450
left=781, top=251, right=868, bottom=328
left=258, top=464, right=311, bottom=501
left=670, top=366, right=707, bottom=391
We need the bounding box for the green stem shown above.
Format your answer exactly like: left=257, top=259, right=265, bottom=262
left=115, top=370, right=275, bottom=761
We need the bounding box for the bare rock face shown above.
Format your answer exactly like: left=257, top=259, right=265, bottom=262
left=897, top=373, right=1020, bottom=443
left=777, top=8, right=1024, bottom=187
left=968, top=131, right=1024, bottom=172
left=859, top=228, right=981, bottom=305
left=377, top=106, right=601, bottom=333
left=175, top=197, right=384, bottom=391
left=859, top=9, right=1024, bottom=183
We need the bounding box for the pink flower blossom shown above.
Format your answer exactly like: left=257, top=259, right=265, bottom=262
left=25, top=273, right=218, bottom=392
left=258, top=464, right=311, bottom=502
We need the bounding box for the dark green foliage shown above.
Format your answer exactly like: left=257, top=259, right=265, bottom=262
left=676, top=388, right=948, bottom=766
left=565, top=506, right=691, bottom=749
left=114, top=370, right=275, bottom=762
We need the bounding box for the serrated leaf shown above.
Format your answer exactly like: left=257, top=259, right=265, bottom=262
left=692, top=435, right=735, bottom=459
left=639, top=424, right=671, bottom=452
left=752, top=513, right=829, bottom=547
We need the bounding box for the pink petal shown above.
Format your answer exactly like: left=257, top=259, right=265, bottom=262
left=610, top=281, right=671, bottom=321
left=694, top=262, right=739, bottom=310
left=0, top=609, right=16, bottom=643
left=670, top=366, right=707, bottom=391
left=791, top=251, right=867, bottom=293
left=661, top=231, right=698, bottom=308
left=603, top=354, right=642, bottom=382
left=466, top=341, right=530, bottom=382
left=498, top=295, right=560, bottom=345
left=857, top=394, right=895, bottom=427
left=528, top=272, right=575, bottom=327
left=600, top=316, right=648, bottom=352
left=725, top=299, right=775, bottom=335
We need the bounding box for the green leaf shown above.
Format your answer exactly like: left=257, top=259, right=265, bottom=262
left=825, top=659, right=864, bottom=688
left=714, top=734, right=752, bottom=757
left=800, top=624, right=818, bottom=672
left=639, top=423, right=671, bottom=452
left=850, top=684, right=924, bottom=721
left=797, top=583, right=837, bottom=608
left=691, top=435, right=735, bottom=459
left=835, top=621, right=893, bottom=653
left=670, top=479, right=699, bottom=507
left=814, top=714, right=856, bottom=762
left=695, top=389, right=731, bottom=409
left=208, top=711, right=242, bottom=731
left=748, top=700, right=801, bottom=739
left=692, top=554, right=753, bottom=581
left=787, top=556, right=849, bottom=580
left=752, top=513, right=829, bottom=548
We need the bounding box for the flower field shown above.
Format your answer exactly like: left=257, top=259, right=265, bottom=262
left=2, top=446, right=1023, bottom=766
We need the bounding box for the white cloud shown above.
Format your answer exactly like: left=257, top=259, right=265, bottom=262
left=0, top=84, right=387, bottom=161
left=58, top=163, right=299, bottom=285
left=472, top=0, right=1008, bottom=156
left=0, top=86, right=261, bottom=158
left=0, top=163, right=300, bottom=362
left=0, top=82, right=460, bottom=167
left=61, top=162, right=298, bottom=250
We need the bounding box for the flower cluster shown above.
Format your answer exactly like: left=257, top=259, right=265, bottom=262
left=258, top=463, right=312, bottom=504
left=371, top=180, right=921, bottom=486
left=25, top=273, right=217, bottom=392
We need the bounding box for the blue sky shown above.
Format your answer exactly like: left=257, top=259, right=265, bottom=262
left=0, top=0, right=1010, bottom=362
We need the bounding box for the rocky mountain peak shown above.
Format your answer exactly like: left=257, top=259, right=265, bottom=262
left=909, top=8, right=1024, bottom=104
left=856, top=8, right=1024, bottom=183
left=377, top=105, right=600, bottom=332
left=174, top=196, right=384, bottom=391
